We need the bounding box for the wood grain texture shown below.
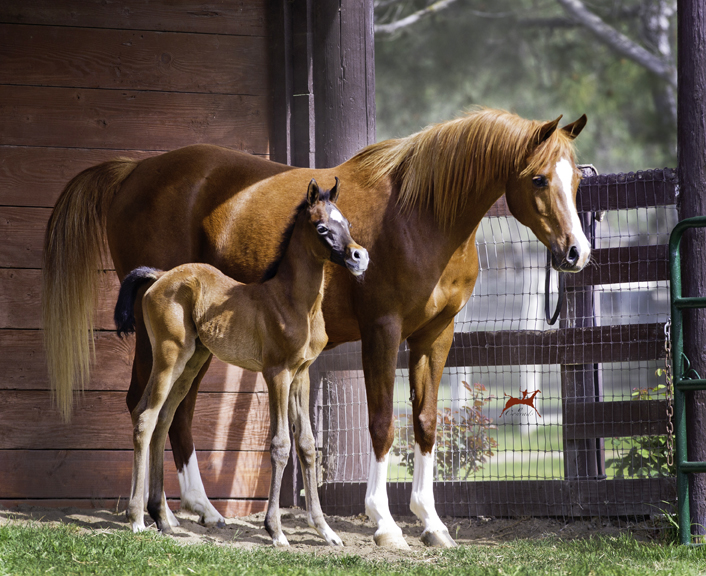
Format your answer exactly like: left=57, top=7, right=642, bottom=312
left=0, top=269, right=117, bottom=330
left=320, top=478, right=676, bottom=517
left=0, top=330, right=268, bottom=394
left=563, top=400, right=668, bottom=439
left=0, top=498, right=268, bottom=517
left=0, top=0, right=266, bottom=36
left=0, top=86, right=269, bottom=153
left=0, top=450, right=270, bottom=499
left=0, top=147, right=160, bottom=208
left=0, top=391, right=270, bottom=451
left=0, top=24, right=267, bottom=95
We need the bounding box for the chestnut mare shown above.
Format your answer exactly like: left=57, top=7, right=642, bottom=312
left=113, top=179, right=367, bottom=545
left=43, top=108, right=590, bottom=549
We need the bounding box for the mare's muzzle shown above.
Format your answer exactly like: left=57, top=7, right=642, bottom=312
left=550, top=242, right=590, bottom=272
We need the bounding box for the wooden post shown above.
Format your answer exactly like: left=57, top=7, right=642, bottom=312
left=268, top=0, right=376, bottom=506
left=677, top=0, right=706, bottom=541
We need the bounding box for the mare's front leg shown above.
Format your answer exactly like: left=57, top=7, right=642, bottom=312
left=263, top=367, right=293, bottom=546
left=360, top=318, right=410, bottom=549
left=407, top=320, right=457, bottom=548
left=289, top=367, right=343, bottom=546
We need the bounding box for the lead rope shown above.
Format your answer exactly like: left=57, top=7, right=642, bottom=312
left=544, top=250, right=565, bottom=325
left=664, top=319, right=675, bottom=469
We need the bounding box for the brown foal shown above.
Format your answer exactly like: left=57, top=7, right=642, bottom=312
left=113, top=179, right=368, bottom=545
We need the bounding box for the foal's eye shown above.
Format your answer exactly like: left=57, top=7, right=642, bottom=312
left=532, top=175, right=548, bottom=188
left=317, top=224, right=329, bottom=235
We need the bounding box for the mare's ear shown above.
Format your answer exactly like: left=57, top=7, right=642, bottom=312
left=535, top=115, right=563, bottom=145
left=330, top=177, right=341, bottom=203
left=562, top=114, right=588, bottom=140
left=307, top=179, right=320, bottom=206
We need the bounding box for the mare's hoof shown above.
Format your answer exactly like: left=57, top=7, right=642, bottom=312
left=374, top=532, right=410, bottom=549
left=421, top=529, right=457, bottom=548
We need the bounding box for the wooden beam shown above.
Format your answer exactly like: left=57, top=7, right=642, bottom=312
left=565, top=245, right=669, bottom=287
left=563, top=400, right=668, bottom=439
left=0, top=330, right=268, bottom=394
left=0, top=24, right=267, bottom=95
left=319, top=478, right=676, bottom=517
left=0, top=0, right=266, bottom=36
left=0, top=86, right=269, bottom=153
left=0, top=450, right=271, bottom=499
left=0, top=391, right=270, bottom=451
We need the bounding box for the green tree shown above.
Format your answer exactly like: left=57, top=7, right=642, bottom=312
left=374, top=0, right=677, bottom=173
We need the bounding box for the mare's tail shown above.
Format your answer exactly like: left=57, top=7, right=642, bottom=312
left=42, top=159, right=139, bottom=422
left=114, top=267, right=162, bottom=338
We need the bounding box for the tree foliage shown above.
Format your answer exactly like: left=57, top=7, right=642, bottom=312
left=374, top=0, right=677, bottom=173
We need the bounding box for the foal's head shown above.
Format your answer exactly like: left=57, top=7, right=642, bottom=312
left=505, top=115, right=590, bottom=272
left=305, top=178, right=369, bottom=276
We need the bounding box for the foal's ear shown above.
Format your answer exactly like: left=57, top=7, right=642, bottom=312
left=535, top=115, right=563, bottom=145
left=561, top=114, right=588, bottom=140
left=307, top=178, right=320, bottom=206
left=330, top=177, right=341, bottom=203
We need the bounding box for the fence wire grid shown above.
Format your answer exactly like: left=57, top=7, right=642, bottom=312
left=310, top=168, right=678, bottom=522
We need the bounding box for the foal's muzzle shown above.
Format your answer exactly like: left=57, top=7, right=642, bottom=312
left=344, top=243, right=369, bottom=276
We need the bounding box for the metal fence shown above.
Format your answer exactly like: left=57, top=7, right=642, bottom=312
left=308, top=168, right=678, bottom=521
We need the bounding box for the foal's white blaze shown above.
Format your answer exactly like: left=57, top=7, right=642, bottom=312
left=410, top=444, right=450, bottom=537
left=555, top=158, right=590, bottom=269
left=178, top=449, right=226, bottom=526
left=329, top=207, right=345, bottom=224
left=365, top=451, right=407, bottom=547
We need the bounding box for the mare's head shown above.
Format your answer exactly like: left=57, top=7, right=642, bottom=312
left=505, top=114, right=590, bottom=272
left=306, top=178, right=369, bottom=276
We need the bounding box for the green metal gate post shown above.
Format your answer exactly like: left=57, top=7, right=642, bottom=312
left=669, top=216, right=706, bottom=545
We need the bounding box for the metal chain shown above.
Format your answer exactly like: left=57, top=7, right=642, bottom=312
left=664, top=320, right=675, bottom=468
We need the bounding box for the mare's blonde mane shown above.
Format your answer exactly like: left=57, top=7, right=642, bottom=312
left=351, top=108, right=577, bottom=227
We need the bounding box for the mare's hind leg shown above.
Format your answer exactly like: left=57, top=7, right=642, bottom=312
left=263, top=367, right=293, bottom=546
left=289, top=367, right=343, bottom=546
left=147, top=344, right=211, bottom=533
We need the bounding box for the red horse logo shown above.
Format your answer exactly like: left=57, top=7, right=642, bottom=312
left=499, top=389, right=542, bottom=418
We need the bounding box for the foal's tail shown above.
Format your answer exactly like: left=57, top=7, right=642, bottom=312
left=42, top=159, right=139, bottom=422
left=114, top=267, right=162, bottom=338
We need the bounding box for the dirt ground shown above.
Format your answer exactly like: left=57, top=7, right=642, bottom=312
left=0, top=503, right=667, bottom=561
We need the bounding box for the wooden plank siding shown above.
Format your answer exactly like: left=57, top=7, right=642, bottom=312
left=0, top=0, right=271, bottom=514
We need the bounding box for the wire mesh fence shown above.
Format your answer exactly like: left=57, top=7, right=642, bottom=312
left=310, top=168, right=678, bottom=521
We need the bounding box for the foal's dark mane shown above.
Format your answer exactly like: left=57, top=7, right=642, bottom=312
left=259, top=188, right=333, bottom=282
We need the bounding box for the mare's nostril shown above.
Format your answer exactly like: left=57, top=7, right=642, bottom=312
left=567, top=245, right=579, bottom=265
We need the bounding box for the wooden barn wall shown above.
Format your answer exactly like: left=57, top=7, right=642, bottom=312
left=0, top=0, right=271, bottom=516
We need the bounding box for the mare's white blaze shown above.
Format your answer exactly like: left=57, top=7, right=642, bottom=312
left=555, top=158, right=590, bottom=267
left=329, top=207, right=345, bottom=223
left=365, top=452, right=404, bottom=539
left=178, top=450, right=225, bottom=525
left=410, top=444, right=449, bottom=535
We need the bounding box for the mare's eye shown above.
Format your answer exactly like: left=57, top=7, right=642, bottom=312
left=532, top=175, right=548, bottom=188
left=317, top=224, right=329, bottom=235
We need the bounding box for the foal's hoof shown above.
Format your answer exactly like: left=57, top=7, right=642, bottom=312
left=420, top=529, right=457, bottom=548
left=215, top=519, right=226, bottom=529
left=374, top=532, right=410, bottom=549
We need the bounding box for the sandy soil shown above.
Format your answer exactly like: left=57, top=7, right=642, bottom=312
left=0, top=504, right=663, bottom=561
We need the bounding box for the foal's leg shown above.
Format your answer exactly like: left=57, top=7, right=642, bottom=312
left=289, top=367, right=343, bottom=546
left=168, top=355, right=226, bottom=527
left=126, top=299, right=179, bottom=529
left=360, top=319, right=410, bottom=549
left=407, top=320, right=457, bottom=548
left=263, top=367, right=293, bottom=546
left=147, top=346, right=211, bottom=532
left=127, top=345, right=184, bottom=533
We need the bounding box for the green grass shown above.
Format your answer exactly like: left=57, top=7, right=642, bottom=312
left=1, top=523, right=705, bottom=576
